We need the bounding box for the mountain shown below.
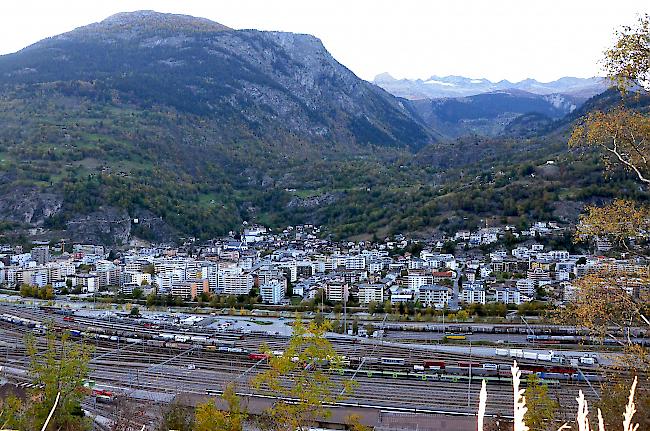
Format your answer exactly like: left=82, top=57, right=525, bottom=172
left=408, top=89, right=581, bottom=138
left=0, top=11, right=645, bottom=246
left=0, top=11, right=435, bottom=244
left=373, top=73, right=608, bottom=100
left=1, top=11, right=433, bottom=150
left=503, top=88, right=650, bottom=138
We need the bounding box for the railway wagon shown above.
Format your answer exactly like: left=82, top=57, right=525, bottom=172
left=380, top=357, right=405, bottom=366
left=249, top=353, right=270, bottom=360
left=470, top=368, right=499, bottom=377
left=423, top=360, right=445, bottom=369
left=457, top=361, right=481, bottom=368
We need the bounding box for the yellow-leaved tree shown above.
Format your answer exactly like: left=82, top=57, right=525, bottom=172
left=251, top=318, right=356, bottom=431
left=193, top=383, right=247, bottom=431
left=566, top=12, right=650, bottom=429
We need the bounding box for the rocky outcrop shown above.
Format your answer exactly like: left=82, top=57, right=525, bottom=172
left=65, top=207, right=132, bottom=246
left=0, top=187, right=63, bottom=226
left=287, top=192, right=342, bottom=209
left=64, top=207, right=177, bottom=245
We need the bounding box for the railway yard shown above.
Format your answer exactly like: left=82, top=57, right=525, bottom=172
left=0, top=302, right=641, bottom=429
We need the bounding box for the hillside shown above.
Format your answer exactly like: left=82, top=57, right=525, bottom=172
left=0, top=11, right=647, bottom=246
left=408, top=90, right=581, bottom=138
left=0, top=11, right=435, bottom=244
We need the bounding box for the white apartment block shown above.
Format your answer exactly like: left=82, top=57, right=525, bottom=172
left=418, top=285, right=450, bottom=309
left=460, top=287, right=486, bottom=304
left=408, top=273, right=433, bottom=290
left=357, top=284, right=384, bottom=305
left=326, top=282, right=348, bottom=302
left=345, top=255, right=366, bottom=270
left=516, top=278, right=536, bottom=297
left=495, top=287, right=523, bottom=305
left=260, top=280, right=286, bottom=304
left=219, top=269, right=254, bottom=295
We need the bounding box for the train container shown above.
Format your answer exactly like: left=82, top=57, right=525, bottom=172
left=174, top=335, right=190, bottom=343
left=190, top=336, right=208, bottom=343
left=535, top=340, right=561, bottom=345
left=495, top=348, right=509, bottom=357
left=249, top=353, right=270, bottom=360
left=483, top=363, right=498, bottom=371
left=414, top=365, right=425, bottom=371
left=509, top=349, right=524, bottom=358
left=523, top=352, right=538, bottom=361
left=381, top=357, right=405, bottom=366
left=125, top=338, right=140, bottom=344
left=579, top=356, right=596, bottom=365
left=444, top=335, right=466, bottom=340
left=471, top=368, right=498, bottom=377
left=445, top=366, right=469, bottom=376
left=205, top=345, right=217, bottom=352
left=537, top=372, right=571, bottom=381
left=215, top=340, right=236, bottom=348
left=146, top=340, right=166, bottom=347
left=457, top=361, right=481, bottom=368
left=176, top=343, right=192, bottom=350
left=158, top=333, right=175, bottom=340
left=572, top=373, right=603, bottom=382
left=550, top=366, right=576, bottom=374
left=538, top=353, right=553, bottom=362
left=423, top=360, right=445, bottom=369
left=227, top=347, right=244, bottom=353
left=70, top=330, right=81, bottom=337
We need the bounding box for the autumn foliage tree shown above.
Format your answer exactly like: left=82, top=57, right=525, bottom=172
left=193, top=383, right=247, bottom=431
left=251, top=318, right=356, bottom=431
left=565, top=13, right=650, bottom=428
left=19, top=330, right=93, bottom=431
left=567, top=13, right=650, bottom=352
left=523, top=374, right=559, bottom=431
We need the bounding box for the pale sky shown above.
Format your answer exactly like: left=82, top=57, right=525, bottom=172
left=1, top=0, right=647, bottom=82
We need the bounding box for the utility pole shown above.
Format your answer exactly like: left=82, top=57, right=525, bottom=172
left=467, top=339, right=472, bottom=408
left=343, top=284, right=348, bottom=335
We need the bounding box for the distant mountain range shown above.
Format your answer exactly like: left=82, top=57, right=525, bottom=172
left=408, top=89, right=583, bottom=138
left=373, top=73, right=609, bottom=100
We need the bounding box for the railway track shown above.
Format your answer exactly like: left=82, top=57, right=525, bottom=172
left=0, top=303, right=605, bottom=417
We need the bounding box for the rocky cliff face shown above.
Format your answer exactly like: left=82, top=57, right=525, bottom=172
left=0, top=187, right=62, bottom=226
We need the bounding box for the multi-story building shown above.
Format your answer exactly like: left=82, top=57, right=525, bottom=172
left=345, top=255, right=366, bottom=270
left=260, top=280, right=286, bottom=304
left=460, top=287, right=486, bottom=304
left=326, top=281, right=348, bottom=302
left=408, top=271, right=433, bottom=290
left=30, top=246, right=50, bottom=265
left=516, top=278, right=536, bottom=297
left=219, top=269, right=254, bottom=295
left=171, top=278, right=209, bottom=299
left=357, top=283, right=384, bottom=305
left=494, top=287, right=522, bottom=305
left=418, top=285, right=450, bottom=308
